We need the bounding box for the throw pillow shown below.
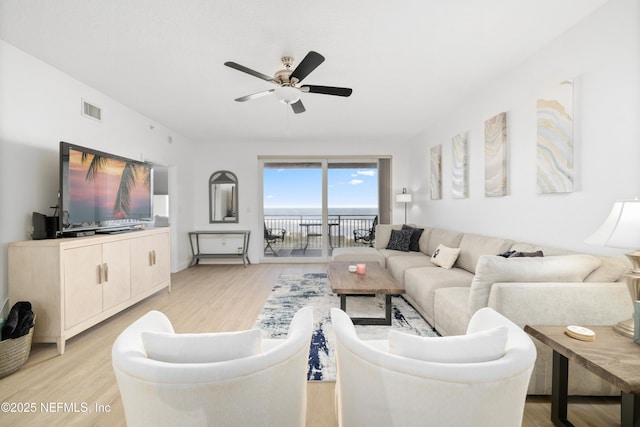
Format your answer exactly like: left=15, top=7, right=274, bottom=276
left=468, top=254, right=603, bottom=314
left=430, top=243, right=461, bottom=269
left=497, top=250, right=515, bottom=258
left=509, top=250, right=544, bottom=258
left=402, top=225, right=424, bottom=252
left=142, top=328, right=263, bottom=363
left=385, top=229, right=413, bottom=252
left=388, top=326, right=508, bottom=363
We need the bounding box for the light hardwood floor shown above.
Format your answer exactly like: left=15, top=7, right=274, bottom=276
left=0, top=263, right=621, bottom=426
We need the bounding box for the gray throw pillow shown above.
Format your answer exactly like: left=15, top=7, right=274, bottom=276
left=509, top=250, right=544, bottom=258
left=401, top=225, right=424, bottom=252
left=386, top=229, right=413, bottom=252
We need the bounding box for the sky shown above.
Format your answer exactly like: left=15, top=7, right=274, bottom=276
left=263, top=165, right=377, bottom=209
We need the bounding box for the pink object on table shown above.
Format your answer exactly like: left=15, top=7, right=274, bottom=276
left=356, top=264, right=366, bottom=275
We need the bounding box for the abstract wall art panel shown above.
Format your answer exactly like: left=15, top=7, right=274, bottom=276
left=484, top=112, right=507, bottom=197
left=452, top=132, right=468, bottom=199
left=537, top=80, right=574, bottom=193
left=430, top=144, right=442, bottom=200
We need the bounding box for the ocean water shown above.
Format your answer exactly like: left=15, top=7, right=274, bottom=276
left=264, top=207, right=377, bottom=217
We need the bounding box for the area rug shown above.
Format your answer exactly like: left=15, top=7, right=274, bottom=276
left=254, top=272, right=438, bottom=382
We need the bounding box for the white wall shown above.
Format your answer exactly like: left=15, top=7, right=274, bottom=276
left=0, top=40, right=197, bottom=307
left=408, top=0, right=640, bottom=256
left=189, top=140, right=412, bottom=268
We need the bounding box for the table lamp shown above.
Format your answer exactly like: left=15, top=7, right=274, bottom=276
left=396, top=188, right=412, bottom=224
left=585, top=199, right=640, bottom=341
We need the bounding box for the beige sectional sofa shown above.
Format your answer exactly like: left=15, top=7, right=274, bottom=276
left=332, top=224, right=633, bottom=395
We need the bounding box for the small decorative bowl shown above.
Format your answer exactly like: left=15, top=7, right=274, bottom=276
left=348, top=265, right=357, bottom=273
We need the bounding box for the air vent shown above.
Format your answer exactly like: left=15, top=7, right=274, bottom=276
left=81, top=99, right=102, bottom=122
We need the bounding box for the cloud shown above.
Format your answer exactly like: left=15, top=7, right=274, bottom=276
left=265, top=195, right=275, bottom=199
left=357, top=170, right=376, bottom=176
left=349, top=179, right=364, bottom=185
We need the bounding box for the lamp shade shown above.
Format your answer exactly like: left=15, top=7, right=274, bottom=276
left=395, top=193, right=412, bottom=203
left=585, top=199, right=640, bottom=249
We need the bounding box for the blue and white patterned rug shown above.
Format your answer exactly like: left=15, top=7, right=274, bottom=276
left=254, top=272, right=438, bottom=382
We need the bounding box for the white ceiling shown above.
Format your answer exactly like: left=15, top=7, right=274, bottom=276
left=0, top=0, right=609, bottom=144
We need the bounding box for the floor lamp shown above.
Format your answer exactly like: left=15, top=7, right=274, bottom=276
left=585, top=199, right=640, bottom=342
left=396, top=188, right=412, bottom=224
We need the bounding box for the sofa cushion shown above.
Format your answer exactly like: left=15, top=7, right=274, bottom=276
left=404, top=267, right=474, bottom=325
left=426, top=228, right=464, bottom=256
left=378, top=248, right=424, bottom=260
left=457, top=233, right=514, bottom=273
left=389, top=326, right=508, bottom=363
left=468, top=254, right=603, bottom=315
left=386, top=255, right=437, bottom=284
left=142, top=329, right=263, bottom=363
left=431, top=244, right=461, bottom=269
left=417, top=227, right=433, bottom=254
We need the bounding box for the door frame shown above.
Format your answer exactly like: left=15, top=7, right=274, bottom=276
left=258, top=155, right=387, bottom=263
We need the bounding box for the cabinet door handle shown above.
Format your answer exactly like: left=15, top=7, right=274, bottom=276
left=153, top=250, right=157, bottom=265
left=97, top=265, right=102, bottom=284
left=149, top=251, right=153, bottom=266
left=103, top=263, right=109, bottom=282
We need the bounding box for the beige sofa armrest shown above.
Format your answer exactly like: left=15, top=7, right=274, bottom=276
left=487, top=282, right=632, bottom=328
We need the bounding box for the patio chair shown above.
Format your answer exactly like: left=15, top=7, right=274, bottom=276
left=264, top=222, right=286, bottom=255
left=353, top=216, right=377, bottom=247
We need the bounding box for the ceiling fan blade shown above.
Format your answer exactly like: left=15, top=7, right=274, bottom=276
left=290, top=51, right=325, bottom=83
left=234, top=89, right=275, bottom=102
left=224, top=61, right=276, bottom=83
left=301, top=85, right=353, bottom=97
left=291, top=99, right=306, bottom=114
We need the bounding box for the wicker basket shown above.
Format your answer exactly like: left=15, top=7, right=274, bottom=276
left=0, top=318, right=35, bottom=379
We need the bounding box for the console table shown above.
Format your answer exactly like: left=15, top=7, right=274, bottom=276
left=524, top=324, right=640, bottom=427
left=188, top=230, right=251, bottom=267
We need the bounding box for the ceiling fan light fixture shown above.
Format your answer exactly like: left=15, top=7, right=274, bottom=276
left=274, top=86, right=300, bottom=104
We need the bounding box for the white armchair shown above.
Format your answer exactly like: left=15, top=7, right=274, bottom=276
left=330, top=307, right=536, bottom=427
left=112, top=306, right=313, bottom=427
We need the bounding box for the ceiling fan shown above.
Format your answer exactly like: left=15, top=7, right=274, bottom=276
left=224, top=51, right=352, bottom=114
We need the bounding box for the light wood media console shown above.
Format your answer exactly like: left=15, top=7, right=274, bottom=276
left=8, top=227, right=171, bottom=354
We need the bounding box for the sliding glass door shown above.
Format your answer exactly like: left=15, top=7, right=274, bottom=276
left=327, top=162, right=378, bottom=251
left=261, top=158, right=382, bottom=261
left=263, top=162, right=324, bottom=258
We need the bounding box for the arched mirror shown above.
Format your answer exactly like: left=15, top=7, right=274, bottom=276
left=209, top=171, right=238, bottom=223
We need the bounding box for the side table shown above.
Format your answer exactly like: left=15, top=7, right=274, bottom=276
left=188, top=230, right=251, bottom=267
left=524, top=325, right=640, bottom=427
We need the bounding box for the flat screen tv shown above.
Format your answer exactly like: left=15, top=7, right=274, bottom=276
left=59, top=141, right=154, bottom=235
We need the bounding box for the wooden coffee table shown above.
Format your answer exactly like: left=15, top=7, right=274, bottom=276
left=328, top=261, right=405, bottom=325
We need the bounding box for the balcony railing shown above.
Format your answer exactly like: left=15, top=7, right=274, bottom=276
left=264, top=214, right=377, bottom=255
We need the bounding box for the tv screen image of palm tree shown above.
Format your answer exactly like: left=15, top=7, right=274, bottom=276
left=68, top=149, right=152, bottom=223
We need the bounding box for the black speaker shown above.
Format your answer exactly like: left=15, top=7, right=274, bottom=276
left=32, top=212, right=58, bottom=240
